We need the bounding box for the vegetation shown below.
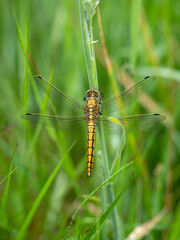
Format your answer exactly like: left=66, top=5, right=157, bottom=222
left=0, top=0, right=179, bottom=239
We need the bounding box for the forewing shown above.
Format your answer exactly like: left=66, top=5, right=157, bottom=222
left=101, top=76, right=156, bottom=114
left=34, top=76, right=85, bottom=114
left=21, top=113, right=86, bottom=132
left=100, top=114, right=166, bottom=133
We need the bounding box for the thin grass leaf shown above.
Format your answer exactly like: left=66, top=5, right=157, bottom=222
left=0, top=168, right=17, bottom=186
left=108, top=117, right=126, bottom=176
left=23, top=19, right=29, bottom=114
left=169, top=202, right=180, bottom=240
left=83, top=172, right=135, bottom=240
left=15, top=142, right=75, bottom=240
left=64, top=160, right=135, bottom=239
left=99, top=183, right=108, bottom=240
left=78, top=1, right=122, bottom=238
left=12, top=9, right=26, bottom=56
left=13, top=8, right=40, bottom=76
left=23, top=72, right=54, bottom=162
left=0, top=143, right=17, bottom=222
left=98, top=119, right=122, bottom=240
left=130, top=0, right=142, bottom=69
left=78, top=0, right=98, bottom=89
left=13, top=9, right=43, bottom=108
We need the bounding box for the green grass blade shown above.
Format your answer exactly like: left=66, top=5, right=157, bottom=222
left=78, top=2, right=123, bottom=237
left=109, top=118, right=126, bottom=176
left=0, top=168, right=17, bottom=186
left=169, top=202, right=180, bottom=240
left=15, top=142, right=75, bottom=240
left=0, top=143, right=17, bottom=222
left=12, top=9, right=26, bottom=56
left=23, top=71, right=54, bottom=162
left=130, top=0, right=142, bottom=69
left=65, top=160, right=135, bottom=239
left=78, top=0, right=98, bottom=89
left=13, top=8, right=42, bottom=107
left=98, top=120, right=122, bottom=240
left=83, top=172, right=135, bottom=240
left=23, top=19, right=29, bottom=114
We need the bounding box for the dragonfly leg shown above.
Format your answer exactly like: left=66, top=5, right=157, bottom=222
left=98, top=89, right=104, bottom=99
left=84, top=96, right=88, bottom=101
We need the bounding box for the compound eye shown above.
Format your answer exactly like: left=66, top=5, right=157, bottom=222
left=93, top=90, right=99, bottom=97
left=86, top=90, right=91, bottom=97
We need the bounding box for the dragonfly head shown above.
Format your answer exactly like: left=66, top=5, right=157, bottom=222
left=86, top=89, right=99, bottom=98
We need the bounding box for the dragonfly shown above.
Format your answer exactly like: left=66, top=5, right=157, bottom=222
left=22, top=75, right=166, bottom=177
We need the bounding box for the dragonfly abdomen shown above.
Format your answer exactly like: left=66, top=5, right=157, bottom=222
left=87, top=121, right=96, bottom=177
left=85, top=96, right=99, bottom=177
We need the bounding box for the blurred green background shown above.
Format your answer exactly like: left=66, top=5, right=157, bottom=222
left=0, top=0, right=179, bottom=239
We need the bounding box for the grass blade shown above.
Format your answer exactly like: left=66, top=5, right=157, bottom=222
left=78, top=0, right=98, bottom=89
left=83, top=172, right=135, bottom=240
left=65, top=160, right=135, bottom=239
left=130, top=0, right=142, bottom=69
left=98, top=119, right=122, bottom=240
left=0, top=143, right=17, bottom=222
left=12, top=9, right=26, bottom=56
left=15, top=142, right=75, bottom=240
left=23, top=19, right=29, bottom=114
left=0, top=168, right=17, bottom=186
left=169, top=202, right=180, bottom=240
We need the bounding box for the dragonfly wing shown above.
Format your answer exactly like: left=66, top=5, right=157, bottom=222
left=101, top=76, right=156, bottom=114
left=21, top=113, right=86, bottom=131
left=99, top=114, right=166, bottom=133
left=34, top=76, right=85, bottom=114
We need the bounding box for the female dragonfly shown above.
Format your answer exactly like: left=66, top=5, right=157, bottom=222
left=22, top=75, right=166, bottom=177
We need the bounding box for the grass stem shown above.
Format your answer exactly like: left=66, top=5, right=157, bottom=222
left=78, top=0, right=98, bottom=89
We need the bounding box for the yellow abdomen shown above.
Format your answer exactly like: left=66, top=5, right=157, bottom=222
left=85, top=97, right=99, bottom=177
left=87, top=120, right=96, bottom=177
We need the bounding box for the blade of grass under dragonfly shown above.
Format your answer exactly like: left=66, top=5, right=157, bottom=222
left=64, top=160, right=135, bottom=239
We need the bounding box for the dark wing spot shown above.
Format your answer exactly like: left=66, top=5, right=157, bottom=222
left=34, top=75, right=42, bottom=79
